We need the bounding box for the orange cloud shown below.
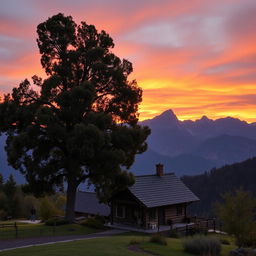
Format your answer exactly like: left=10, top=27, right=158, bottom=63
left=1, top=0, right=256, bottom=123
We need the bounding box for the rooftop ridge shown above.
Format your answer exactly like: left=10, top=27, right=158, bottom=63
left=134, top=172, right=175, bottom=178
left=77, top=190, right=96, bottom=194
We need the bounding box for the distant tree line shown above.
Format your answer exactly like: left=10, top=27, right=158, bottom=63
left=182, top=157, right=256, bottom=216
left=0, top=173, right=66, bottom=221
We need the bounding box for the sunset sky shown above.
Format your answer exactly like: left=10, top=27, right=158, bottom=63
left=1, top=0, right=256, bottom=121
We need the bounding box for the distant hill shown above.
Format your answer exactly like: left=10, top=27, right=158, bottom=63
left=182, top=157, right=256, bottom=216
left=131, top=150, right=216, bottom=176
left=196, top=134, right=256, bottom=165
left=0, top=135, right=24, bottom=183
left=136, top=109, right=256, bottom=176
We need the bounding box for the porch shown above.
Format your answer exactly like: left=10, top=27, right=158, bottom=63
left=106, top=222, right=194, bottom=234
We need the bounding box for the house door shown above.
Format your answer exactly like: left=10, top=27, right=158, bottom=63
left=158, top=207, right=165, bottom=225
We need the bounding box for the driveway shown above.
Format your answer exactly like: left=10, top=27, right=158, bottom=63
left=0, top=229, right=127, bottom=252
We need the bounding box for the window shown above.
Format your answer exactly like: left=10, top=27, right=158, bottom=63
left=149, top=208, right=156, bottom=220
left=116, top=205, right=125, bottom=218
left=176, top=205, right=183, bottom=216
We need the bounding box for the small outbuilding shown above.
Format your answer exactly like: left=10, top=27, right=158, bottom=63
left=75, top=191, right=110, bottom=218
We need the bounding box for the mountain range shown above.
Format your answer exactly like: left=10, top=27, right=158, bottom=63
left=131, top=109, right=256, bottom=176
left=2, top=109, right=256, bottom=182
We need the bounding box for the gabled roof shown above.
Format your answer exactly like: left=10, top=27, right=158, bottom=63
left=128, top=173, right=199, bottom=208
left=75, top=191, right=110, bottom=216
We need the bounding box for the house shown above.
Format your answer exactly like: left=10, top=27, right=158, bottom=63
left=75, top=191, right=110, bottom=217
left=75, top=164, right=199, bottom=229
left=110, top=164, right=199, bottom=229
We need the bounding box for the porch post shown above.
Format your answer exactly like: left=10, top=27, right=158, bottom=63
left=157, top=207, right=160, bottom=232
left=110, top=201, right=114, bottom=225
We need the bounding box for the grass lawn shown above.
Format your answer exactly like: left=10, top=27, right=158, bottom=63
left=0, top=222, right=101, bottom=240
left=0, top=233, right=236, bottom=256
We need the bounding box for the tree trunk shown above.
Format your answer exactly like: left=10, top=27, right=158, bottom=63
left=65, top=180, right=78, bottom=223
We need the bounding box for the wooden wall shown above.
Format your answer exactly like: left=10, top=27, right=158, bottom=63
left=165, top=203, right=186, bottom=224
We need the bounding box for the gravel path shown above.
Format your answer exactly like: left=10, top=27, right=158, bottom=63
left=0, top=229, right=127, bottom=252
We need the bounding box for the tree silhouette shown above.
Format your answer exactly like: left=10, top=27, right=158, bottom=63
left=0, top=13, right=150, bottom=222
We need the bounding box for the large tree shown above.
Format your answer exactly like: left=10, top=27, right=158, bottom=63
left=216, top=189, right=256, bottom=247
left=0, top=13, right=150, bottom=222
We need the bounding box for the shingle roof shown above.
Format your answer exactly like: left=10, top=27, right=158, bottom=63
left=128, top=173, right=199, bottom=208
left=75, top=191, right=110, bottom=216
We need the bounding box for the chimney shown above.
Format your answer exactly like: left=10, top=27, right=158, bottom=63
left=156, top=163, right=164, bottom=177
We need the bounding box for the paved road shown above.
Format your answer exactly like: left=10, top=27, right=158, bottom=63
left=0, top=229, right=127, bottom=252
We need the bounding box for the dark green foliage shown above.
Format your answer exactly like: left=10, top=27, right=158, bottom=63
left=182, top=157, right=256, bottom=216
left=0, top=13, right=150, bottom=222
left=149, top=234, right=167, bottom=246
left=80, top=217, right=104, bottom=229
left=182, top=235, right=221, bottom=256
left=45, top=218, right=69, bottom=226
left=215, top=189, right=256, bottom=247
left=3, top=174, right=16, bottom=198
left=0, top=173, right=3, bottom=190
left=1, top=174, right=21, bottom=218
left=0, top=209, right=7, bottom=220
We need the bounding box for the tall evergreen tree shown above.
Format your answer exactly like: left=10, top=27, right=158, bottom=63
left=0, top=173, right=3, bottom=191
left=0, top=13, right=150, bottom=222
left=4, top=174, right=16, bottom=198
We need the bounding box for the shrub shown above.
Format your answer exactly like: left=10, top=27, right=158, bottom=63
left=80, top=218, right=104, bottom=229
left=149, top=233, right=167, bottom=246
left=39, top=197, right=59, bottom=221
left=182, top=235, right=221, bottom=256
left=45, top=218, right=69, bottom=226
left=0, top=209, right=7, bottom=220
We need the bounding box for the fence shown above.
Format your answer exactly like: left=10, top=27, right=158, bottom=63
left=0, top=222, right=70, bottom=240
left=171, top=218, right=222, bottom=236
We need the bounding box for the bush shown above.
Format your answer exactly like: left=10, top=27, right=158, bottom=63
left=149, top=234, right=167, bottom=246
left=45, top=218, right=69, bottom=226
left=39, top=197, right=59, bottom=221
left=0, top=209, right=7, bottom=220
left=182, top=235, right=221, bottom=256
left=80, top=218, right=104, bottom=229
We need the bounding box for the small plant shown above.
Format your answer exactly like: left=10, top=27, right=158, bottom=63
left=80, top=217, right=104, bottom=229
left=182, top=235, right=221, bottom=256
left=149, top=233, right=167, bottom=246
left=0, top=209, right=7, bottom=220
